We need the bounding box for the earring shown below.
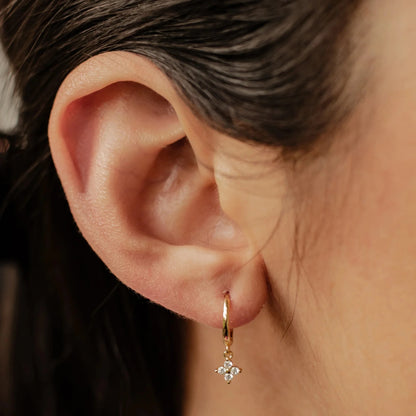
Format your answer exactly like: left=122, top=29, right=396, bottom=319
left=214, top=292, right=242, bottom=384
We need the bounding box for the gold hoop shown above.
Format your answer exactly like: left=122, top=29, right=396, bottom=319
left=222, top=292, right=233, bottom=351
left=215, top=291, right=242, bottom=384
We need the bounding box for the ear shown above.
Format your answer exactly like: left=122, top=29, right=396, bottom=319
left=48, top=52, right=267, bottom=328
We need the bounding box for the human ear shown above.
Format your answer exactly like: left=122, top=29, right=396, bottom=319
left=48, top=52, right=267, bottom=328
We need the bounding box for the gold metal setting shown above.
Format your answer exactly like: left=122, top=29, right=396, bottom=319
left=214, top=292, right=242, bottom=384
left=222, top=292, right=233, bottom=352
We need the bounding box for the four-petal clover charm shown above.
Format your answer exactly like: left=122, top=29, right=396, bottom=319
left=215, top=359, right=242, bottom=384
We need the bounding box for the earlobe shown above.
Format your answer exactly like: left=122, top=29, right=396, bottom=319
left=48, top=52, right=267, bottom=328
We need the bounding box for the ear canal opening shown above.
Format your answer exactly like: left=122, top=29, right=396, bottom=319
left=145, top=136, right=196, bottom=184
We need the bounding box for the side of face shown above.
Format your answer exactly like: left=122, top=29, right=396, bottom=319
left=47, top=0, right=416, bottom=412
left=259, top=0, right=416, bottom=411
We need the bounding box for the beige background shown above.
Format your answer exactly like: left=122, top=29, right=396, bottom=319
left=0, top=46, right=18, bottom=131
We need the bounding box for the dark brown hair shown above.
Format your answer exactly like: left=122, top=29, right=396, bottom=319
left=0, top=1, right=364, bottom=415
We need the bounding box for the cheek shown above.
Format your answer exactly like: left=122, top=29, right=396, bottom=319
left=286, top=97, right=416, bottom=405
left=297, top=85, right=416, bottom=291
left=335, top=102, right=416, bottom=283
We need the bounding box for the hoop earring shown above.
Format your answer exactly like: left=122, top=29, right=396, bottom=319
left=214, top=292, right=242, bottom=384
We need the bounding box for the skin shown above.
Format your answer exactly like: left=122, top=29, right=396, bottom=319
left=48, top=0, right=416, bottom=414
left=184, top=1, right=416, bottom=414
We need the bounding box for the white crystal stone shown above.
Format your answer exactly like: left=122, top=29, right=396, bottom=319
left=224, top=360, right=233, bottom=369
left=230, top=367, right=240, bottom=375
left=217, top=366, right=226, bottom=375
left=224, top=373, right=234, bottom=383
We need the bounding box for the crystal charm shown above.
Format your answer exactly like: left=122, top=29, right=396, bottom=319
left=215, top=358, right=242, bottom=384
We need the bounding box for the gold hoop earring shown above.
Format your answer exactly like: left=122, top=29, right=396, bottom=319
left=214, top=292, right=242, bottom=384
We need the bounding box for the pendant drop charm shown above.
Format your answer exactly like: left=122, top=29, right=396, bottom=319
left=214, top=292, right=243, bottom=384
left=215, top=350, right=242, bottom=384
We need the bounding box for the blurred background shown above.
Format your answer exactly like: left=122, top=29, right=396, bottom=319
left=0, top=45, right=18, bottom=132
left=0, top=45, right=19, bottom=396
